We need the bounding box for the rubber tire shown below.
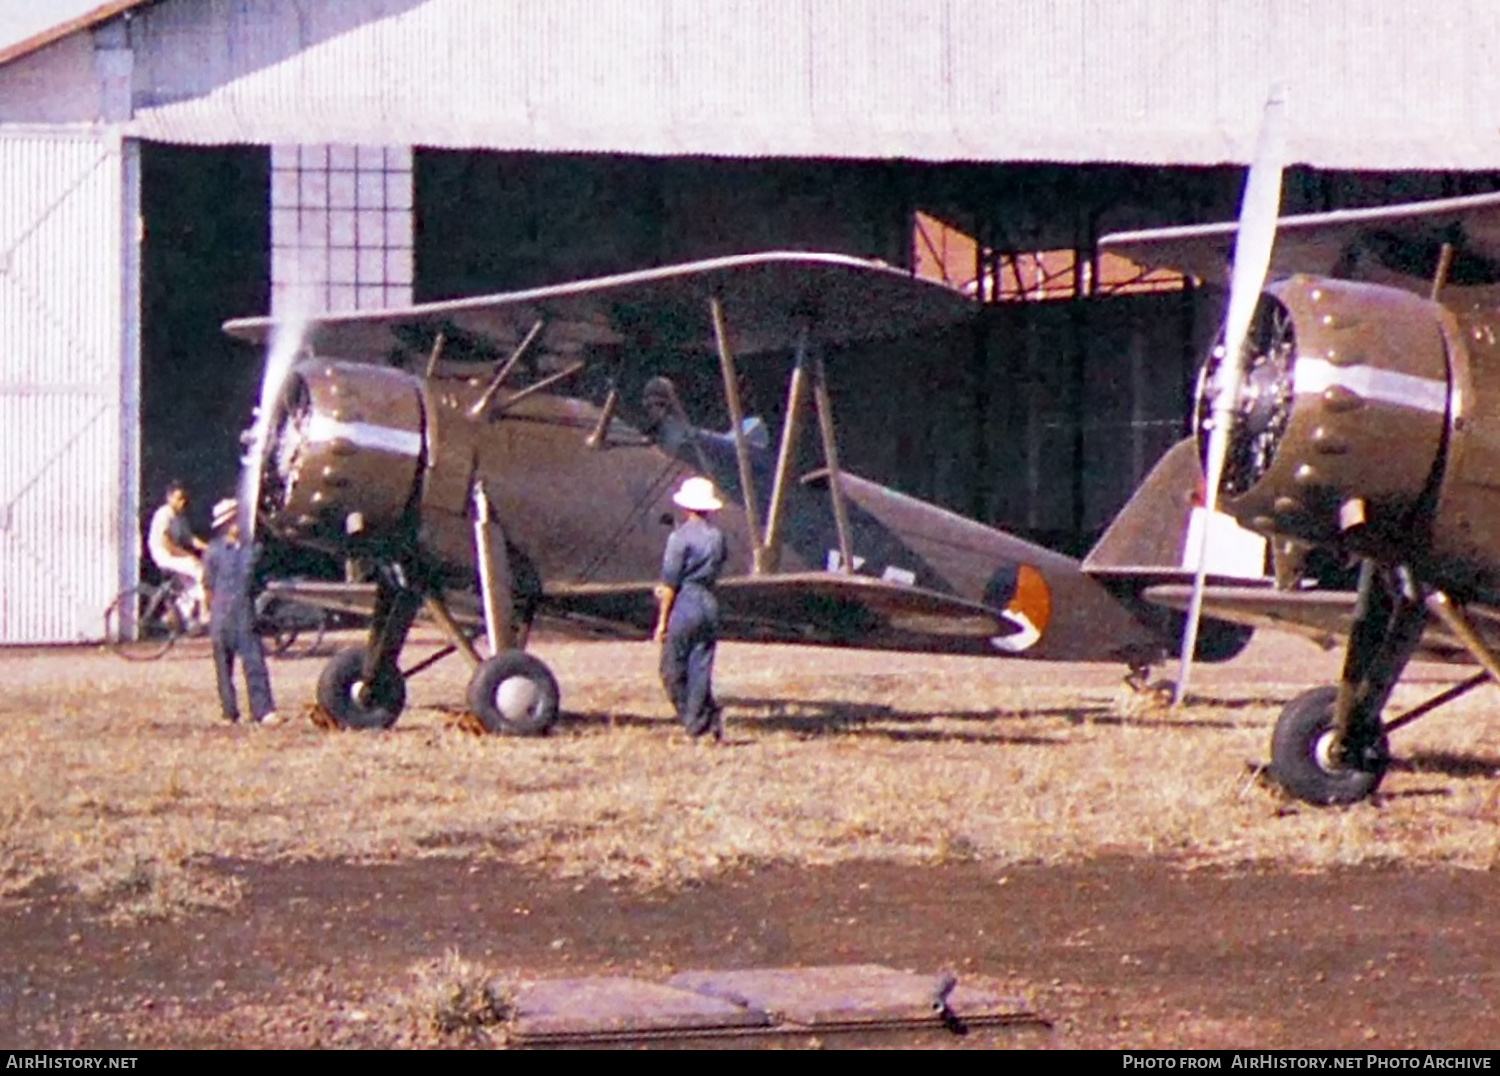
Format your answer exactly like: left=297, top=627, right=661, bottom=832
left=105, top=583, right=183, bottom=661
left=466, top=650, right=560, bottom=736
left=316, top=647, right=406, bottom=730
left=1270, top=685, right=1388, bottom=806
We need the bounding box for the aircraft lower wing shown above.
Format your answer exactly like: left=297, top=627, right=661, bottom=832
left=266, top=573, right=1020, bottom=655
left=546, top=572, right=1013, bottom=652
left=262, top=579, right=386, bottom=621
left=1142, top=584, right=1482, bottom=664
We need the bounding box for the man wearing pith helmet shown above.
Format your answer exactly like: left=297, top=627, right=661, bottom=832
left=203, top=498, right=279, bottom=726
left=653, top=475, right=729, bottom=740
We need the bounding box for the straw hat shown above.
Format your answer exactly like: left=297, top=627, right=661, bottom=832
left=672, top=476, right=723, bottom=513
left=212, top=497, right=239, bottom=530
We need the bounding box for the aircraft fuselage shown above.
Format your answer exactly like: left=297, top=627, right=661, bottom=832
left=258, top=357, right=1207, bottom=665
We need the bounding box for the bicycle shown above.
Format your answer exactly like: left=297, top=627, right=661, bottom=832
left=104, top=577, right=329, bottom=661
left=104, top=574, right=197, bottom=661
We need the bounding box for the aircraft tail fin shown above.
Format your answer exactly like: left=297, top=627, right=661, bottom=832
left=1084, top=436, right=1265, bottom=664
left=1082, top=437, right=1200, bottom=578
left=1084, top=435, right=1270, bottom=582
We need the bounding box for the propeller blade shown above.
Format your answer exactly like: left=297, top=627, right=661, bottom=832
left=1173, top=86, right=1287, bottom=705
left=238, top=299, right=311, bottom=542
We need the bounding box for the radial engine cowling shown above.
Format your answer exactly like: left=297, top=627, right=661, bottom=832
left=257, top=361, right=426, bottom=551
left=1205, top=276, right=1456, bottom=559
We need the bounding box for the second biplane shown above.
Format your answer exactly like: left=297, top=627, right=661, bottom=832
left=224, top=252, right=1252, bottom=735
left=1107, top=184, right=1500, bottom=806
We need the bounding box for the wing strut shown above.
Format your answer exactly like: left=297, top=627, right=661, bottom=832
left=812, top=348, right=855, bottom=575
left=470, top=318, right=546, bottom=418
left=1429, top=241, right=1455, bottom=302
left=710, top=296, right=769, bottom=573
left=585, top=350, right=628, bottom=449
left=490, top=360, right=586, bottom=416
left=424, top=332, right=446, bottom=379
left=761, top=321, right=812, bottom=572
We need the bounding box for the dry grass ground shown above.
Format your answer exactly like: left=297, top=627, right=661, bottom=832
left=4, top=628, right=1500, bottom=922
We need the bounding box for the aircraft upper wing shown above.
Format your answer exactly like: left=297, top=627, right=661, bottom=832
left=224, top=252, right=974, bottom=362
left=267, top=572, right=1019, bottom=654
left=1101, top=190, right=1500, bottom=289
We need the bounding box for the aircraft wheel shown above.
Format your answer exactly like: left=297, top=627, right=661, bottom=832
left=467, top=650, right=560, bottom=736
left=317, top=647, right=406, bottom=730
left=1269, top=686, right=1388, bottom=806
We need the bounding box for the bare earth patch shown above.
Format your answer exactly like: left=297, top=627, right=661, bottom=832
left=2, top=629, right=1499, bottom=1047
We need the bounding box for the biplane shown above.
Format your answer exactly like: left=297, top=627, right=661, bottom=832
left=1106, top=182, right=1500, bottom=806
left=224, top=251, right=1252, bottom=736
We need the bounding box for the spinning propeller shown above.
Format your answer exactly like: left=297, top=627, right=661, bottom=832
left=1173, top=86, right=1287, bottom=705
left=237, top=300, right=311, bottom=542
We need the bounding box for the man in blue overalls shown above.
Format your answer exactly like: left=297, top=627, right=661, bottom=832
left=203, top=498, right=280, bottom=726
left=653, top=476, right=729, bottom=740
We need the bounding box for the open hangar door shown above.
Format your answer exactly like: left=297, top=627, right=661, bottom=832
left=137, top=143, right=269, bottom=561
left=414, top=151, right=913, bottom=299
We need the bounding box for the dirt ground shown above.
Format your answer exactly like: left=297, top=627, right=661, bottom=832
left=4, top=631, right=1500, bottom=1050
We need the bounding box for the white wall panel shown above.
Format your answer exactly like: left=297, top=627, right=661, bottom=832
left=0, top=129, right=133, bottom=643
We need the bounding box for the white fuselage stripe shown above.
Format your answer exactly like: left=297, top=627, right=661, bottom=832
left=1293, top=356, right=1448, bottom=415
left=305, top=414, right=423, bottom=457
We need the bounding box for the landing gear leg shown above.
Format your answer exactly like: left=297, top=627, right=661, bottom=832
left=316, top=564, right=421, bottom=729
left=1270, top=562, right=1425, bottom=805
left=467, top=484, right=560, bottom=735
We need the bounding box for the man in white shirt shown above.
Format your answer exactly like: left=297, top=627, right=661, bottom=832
left=148, top=480, right=208, bottom=619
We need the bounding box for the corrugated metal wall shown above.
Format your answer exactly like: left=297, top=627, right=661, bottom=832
left=119, top=0, right=1500, bottom=171
left=0, top=129, right=136, bottom=643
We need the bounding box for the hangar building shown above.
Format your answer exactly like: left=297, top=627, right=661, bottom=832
left=1, top=0, right=1497, bottom=642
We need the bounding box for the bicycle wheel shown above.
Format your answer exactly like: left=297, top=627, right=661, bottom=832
left=292, top=605, right=328, bottom=658
left=105, top=583, right=184, bottom=661
left=264, top=600, right=328, bottom=659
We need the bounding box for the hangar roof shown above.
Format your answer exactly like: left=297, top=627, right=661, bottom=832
left=2, top=0, right=1498, bottom=172
left=0, top=1, right=149, bottom=68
